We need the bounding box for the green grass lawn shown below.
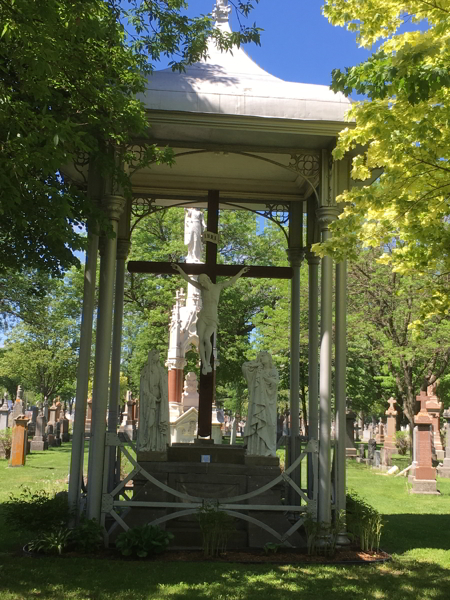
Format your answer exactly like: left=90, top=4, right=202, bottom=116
left=0, top=445, right=449, bottom=600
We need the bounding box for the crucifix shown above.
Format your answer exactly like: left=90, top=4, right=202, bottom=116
left=128, top=190, right=294, bottom=437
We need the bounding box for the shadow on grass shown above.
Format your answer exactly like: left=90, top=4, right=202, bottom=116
left=382, top=513, right=450, bottom=554
left=0, top=554, right=449, bottom=600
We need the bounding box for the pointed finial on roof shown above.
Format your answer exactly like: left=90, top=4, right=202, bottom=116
left=212, top=0, right=231, bottom=27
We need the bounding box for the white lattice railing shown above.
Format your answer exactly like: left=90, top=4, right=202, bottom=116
left=100, top=433, right=319, bottom=547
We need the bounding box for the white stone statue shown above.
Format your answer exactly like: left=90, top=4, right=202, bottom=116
left=137, top=350, right=170, bottom=452
left=184, top=208, right=206, bottom=263
left=171, top=264, right=249, bottom=375
left=243, top=351, right=278, bottom=457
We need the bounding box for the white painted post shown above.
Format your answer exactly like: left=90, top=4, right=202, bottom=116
left=68, top=231, right=99, bottom=518
left=87, top=195, right=125, bottom=522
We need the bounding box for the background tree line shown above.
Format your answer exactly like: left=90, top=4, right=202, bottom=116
left=2, top=207, right=450, bottom=431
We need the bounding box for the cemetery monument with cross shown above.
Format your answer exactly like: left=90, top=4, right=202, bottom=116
left=66, top=0, right=365, bottom=548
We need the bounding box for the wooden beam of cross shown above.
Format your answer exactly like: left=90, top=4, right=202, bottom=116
left=127, top=262, right=293, bottom=279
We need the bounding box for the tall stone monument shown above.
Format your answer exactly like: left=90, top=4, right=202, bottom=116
left=10, top=415, right=29, bottom=467
left=411, top=391, right=440, bottom=494
left=384, top=397, right=398, bottom=454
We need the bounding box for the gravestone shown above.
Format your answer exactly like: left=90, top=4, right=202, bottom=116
left=345, top=410, right=357, bottom=458
left=362, top=425, right=370, bottom=441
left=30, top=405, right=48, bottom=451
left=48, top=400, right=58, bottom=427
left=55, top=421, right=62, bottom=446
left=374, top=450, right=381, bottom=468
left=59, top=414, right=70, bottom=443
left=375, top=421, right=385, bottom=444
left=85, top=397, right=93, bottom=435
left=10, top=415, right=29, bottom=467
left=411, top=391, right=439, bottom=494
left=43, top=398, right=49, bottom=421
left=384, top=397, right=398, bottom=456
left=367, top=439, right=377, bottom=465
left=426, top=383, right=445, bottom=460
left=47, top=423, right=57, bottom=447
left=0, top=397, right=10, bottom=430
left=437, top=409, right=450, bottom=478
left=356, top=444, right=365, bottom=464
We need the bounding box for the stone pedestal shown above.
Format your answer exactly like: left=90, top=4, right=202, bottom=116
left=437, top=409, right=450, bottom=478
left=411, top=391, right=439, bottom=494
left=170, top=406, right=198, bottom=443
left=10, top=416, right=29, bottom=467
left=114, top=447, right=299, bottom=550
left=426, top=384, right=444, bottom=460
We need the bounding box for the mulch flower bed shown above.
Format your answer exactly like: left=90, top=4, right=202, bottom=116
left=159, top=548, right=391, bottom=565
left=23, top=544, right=391, bottom=565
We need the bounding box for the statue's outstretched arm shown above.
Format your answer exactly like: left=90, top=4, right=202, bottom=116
left=221, top=266, right=250, bottom=289
left=171, top=263, right=203, bottom=290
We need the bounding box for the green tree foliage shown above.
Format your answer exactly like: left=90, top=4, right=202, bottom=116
left=0, top=0, right=260, bottom=276
left=319, top=1, right=450, bottom=320
left=0, top=269, right=84, bottom=401
left=346, top=246, right=450, bottom=425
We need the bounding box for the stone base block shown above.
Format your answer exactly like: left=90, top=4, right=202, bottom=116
left=436, top=450, right=445, bottom=461
left=410, top=478, right=440, bottom=495
left=437, top=466, right=450, bottom=478
left=245, top=455, right=279, bottom=467
left=136, top=451, right=168, bottom=462
left=30, top=440, right=48, bottom=452
left=110, top=454, right=302, bottom=550
left=346, top=448, right=357, bottom=458
left=61, top=433, right=70, bottom=443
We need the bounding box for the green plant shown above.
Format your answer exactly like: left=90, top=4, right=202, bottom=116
left=4, top=486, right=69, bottom=532
left=263, top=542, right=281, bottom=555
left=395, top=431, right=411, bottom=456
left=303, top=509, right=345, bottom=557
left=346, top=490, right=383, bottom=552
left=0, top=427, right=12, bottom=459
left=71, top=518, right=104, bottom=553
left=197, top=504, right=233, bottom=557
left=28, top=526, right=73, bottom=556
left=116, top=524, right=173, bottom=558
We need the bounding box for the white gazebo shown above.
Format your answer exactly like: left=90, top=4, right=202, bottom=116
left=68, top=0, right=354, bottom=547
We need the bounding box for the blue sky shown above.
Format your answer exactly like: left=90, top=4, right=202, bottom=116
left=180, top=1, right=373, bottom=91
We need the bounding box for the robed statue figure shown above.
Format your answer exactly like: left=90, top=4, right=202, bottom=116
left=137, top=349, right=169, bottom=452
left=243, top=351, right=278, bottom=457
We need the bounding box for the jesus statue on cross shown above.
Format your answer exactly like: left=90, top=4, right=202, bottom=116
left=171, top=263, right=249, bottom=375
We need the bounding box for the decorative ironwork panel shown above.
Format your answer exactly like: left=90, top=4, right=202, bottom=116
left=289, top=153, right=320, bottom=178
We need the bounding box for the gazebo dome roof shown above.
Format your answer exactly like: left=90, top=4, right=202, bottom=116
left=140, top=3, right=351, bottom=122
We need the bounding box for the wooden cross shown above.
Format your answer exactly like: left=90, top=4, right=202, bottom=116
left=128, top=191, right=294, bottom=437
